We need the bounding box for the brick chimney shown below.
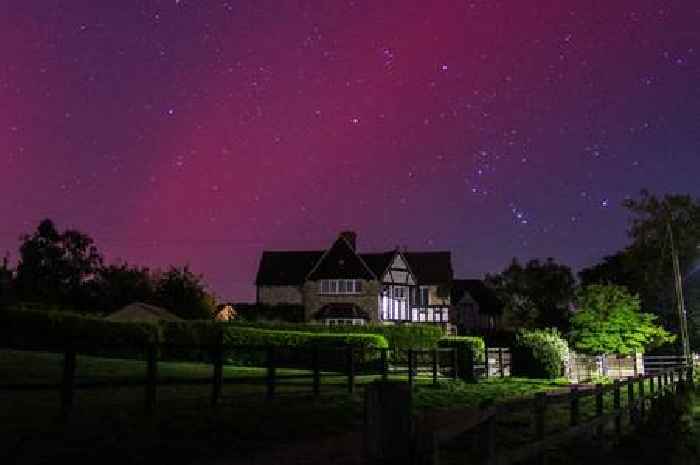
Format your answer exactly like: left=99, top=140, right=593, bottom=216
left=339, top=230, right=357, bottom=251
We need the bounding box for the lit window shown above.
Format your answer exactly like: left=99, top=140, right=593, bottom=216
left=319, top=279, right=363, bottom=294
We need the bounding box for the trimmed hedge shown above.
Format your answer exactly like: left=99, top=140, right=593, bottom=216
left=229, top=321, right=443, bottom=349
left=438, top=336, right=485, bottom=381
left=0, top=310, right=388, bottom=349
left=0, top=307, right=157, bottom=354
left=511, top=328, right=569, bottom=379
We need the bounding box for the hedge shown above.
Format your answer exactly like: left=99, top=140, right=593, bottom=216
left=0, top=307, right=157, bottom=355
left=511, top=328, right=569, bottom=379
left=0, top=308, right=388, bottom=365
left=438, top=336, right=485, bottom=381
left=229, top=321, right=443, bottom=349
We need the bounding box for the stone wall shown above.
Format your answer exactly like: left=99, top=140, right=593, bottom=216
left=303, top=280, right=380, bottom=322
left=257, top=285, right=304, bottom=305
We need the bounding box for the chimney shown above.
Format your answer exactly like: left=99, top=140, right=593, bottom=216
left=340, top=230, right=357, bottom=251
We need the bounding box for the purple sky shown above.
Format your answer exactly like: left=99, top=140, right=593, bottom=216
left=1, top=1, right=699, bottom=300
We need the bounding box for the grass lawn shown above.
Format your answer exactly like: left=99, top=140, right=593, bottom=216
left=1, top=349, right=573, bottom=465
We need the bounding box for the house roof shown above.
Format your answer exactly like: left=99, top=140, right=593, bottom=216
left=306, top=236, right=376, bottom=281
left=106, top=302, right=183, bottom=322
left=451, top=279, right=503, bottom=315
left=255, top=251, right=324, bottom=285
left=403, top=252, right=453, bottom=285
left=358, top=252, right=395, bottom=278
left=314, top=303, right=370, bottom=320
left=255, top=239, right=452, bottom=286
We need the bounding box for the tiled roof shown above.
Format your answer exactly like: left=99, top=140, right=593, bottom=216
left=255, top=245, right=453, bottom=286
left=255, top=251, right=323, bottom=285
left=403, top=252, right=453, bottom=284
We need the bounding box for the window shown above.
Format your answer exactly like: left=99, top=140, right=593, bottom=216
left=419, top=287, right=429, bottom=306
left=325, top=318, right=366, bottom=326
left=393, top=287, right=405, bottom=299
left=319, top=279, right=363, bottom=294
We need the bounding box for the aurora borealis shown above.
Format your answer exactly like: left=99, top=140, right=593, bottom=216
left=1, top=1, right=699, bottom=300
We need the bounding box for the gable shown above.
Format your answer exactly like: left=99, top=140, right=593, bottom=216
left=403, top=252, right=453, bottom=284
left=381, top=252, right=416, bottom=285
left=306, top=236, right=376, bottom=281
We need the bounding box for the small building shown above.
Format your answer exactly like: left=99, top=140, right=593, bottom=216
left=450, top=279, right=504, bottom=334
left=214, top=304, right=238, bottom=322
left=106, top=302, right=183, bottom=322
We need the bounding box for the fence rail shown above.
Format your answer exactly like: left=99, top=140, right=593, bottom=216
left=410, top=365, right=694, bottom=465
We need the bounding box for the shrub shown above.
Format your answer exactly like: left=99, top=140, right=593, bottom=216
left=0, top=307, right=157, bottom=359
left=511, top=328, right=569, bottom=379
left=0, top=308, right=388, bottom=367
left=437, top=336, right=486, bottom=382
left=230, top=321, right=443, bottom=349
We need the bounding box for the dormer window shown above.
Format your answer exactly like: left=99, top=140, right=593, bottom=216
left=320, top=279, right=363, bottom=294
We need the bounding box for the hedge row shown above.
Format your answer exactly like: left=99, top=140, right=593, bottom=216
left=0, top=308, right=388, bottom=357
left=230, top=321, right=444, bottom=349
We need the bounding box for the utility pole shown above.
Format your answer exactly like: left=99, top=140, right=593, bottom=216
left=668, top=223, right=691, bottom=365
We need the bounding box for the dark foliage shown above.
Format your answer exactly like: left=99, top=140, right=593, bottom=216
left=486, top=257, right=576, bottom=333
left=15, top=219, right=103, bottom=311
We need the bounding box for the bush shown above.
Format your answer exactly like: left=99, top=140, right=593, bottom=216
left=0, top=307, right=157, bottom=353
left=0, top=308, right=388, bottom=368
left=511, top=328, right=569, bottom=379
left=230, top=321, right=443, bottom=349
left=438, top=336, right=486, bottom=382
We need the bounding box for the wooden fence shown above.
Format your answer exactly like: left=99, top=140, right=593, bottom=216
left=0, top=343, right=464, bottom=417
left=409, top=365, right=694, bottom=464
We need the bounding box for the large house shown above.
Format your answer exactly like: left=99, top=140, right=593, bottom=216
left=255, top=231, right=462, bottom=331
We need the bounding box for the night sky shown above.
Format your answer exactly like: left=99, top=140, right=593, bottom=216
left=1, top=1, right=699, bottom=300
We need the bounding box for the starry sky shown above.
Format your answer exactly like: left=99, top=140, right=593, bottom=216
left=1, top=1, right=699, bottom=300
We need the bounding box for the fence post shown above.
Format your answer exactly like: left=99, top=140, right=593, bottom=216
left=688, top=366, right=695, bottom=390
left=312, top=345, right=320, bottom=396
left=570, top=386, right=579, bottom=427
left=534, top=393, right=546, bottom=451
left=407, top=349, right=414, bottom=388
left=451, top=348, right=458, bottom=380
left=595, top=383, right=604, bottom=437
left=145, top=343, right=158, bottom=414
left=484, top=346, right=490, bottom=378
left=364, top=381, right=413, bottom=464
left=627, top=379, right=636, bottom=427
left=61, top=345, right=77, bottom=419
left=485, top=412, right=497, bottom=465
left=498, top=348, right=504, bottom=378
left=347, top=346, right=355, bottom=394
left=381, top=348, right=388, bottom=381
left=432, top=349, right=439, bottom=385
left=211, top=333, right=224, bottom=406
left=613, top=380, right=621, bottom=436
left=638, top=376, right=646, bottom=420
left=266, top=346, right=276, bottom=400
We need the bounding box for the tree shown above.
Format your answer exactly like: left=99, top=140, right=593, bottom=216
left=580, top=191, right=700, bottom=348
left=570, top=284, right=675, bottom=355
left=15, top=219, right=103, bottom=309
left=154, top=266, right=216, bottom=320
left=92, top=263, right=156, bottom=313
left=486, top=258, right=576, bottom=332
left=0, top=254, right=16, bottom=309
